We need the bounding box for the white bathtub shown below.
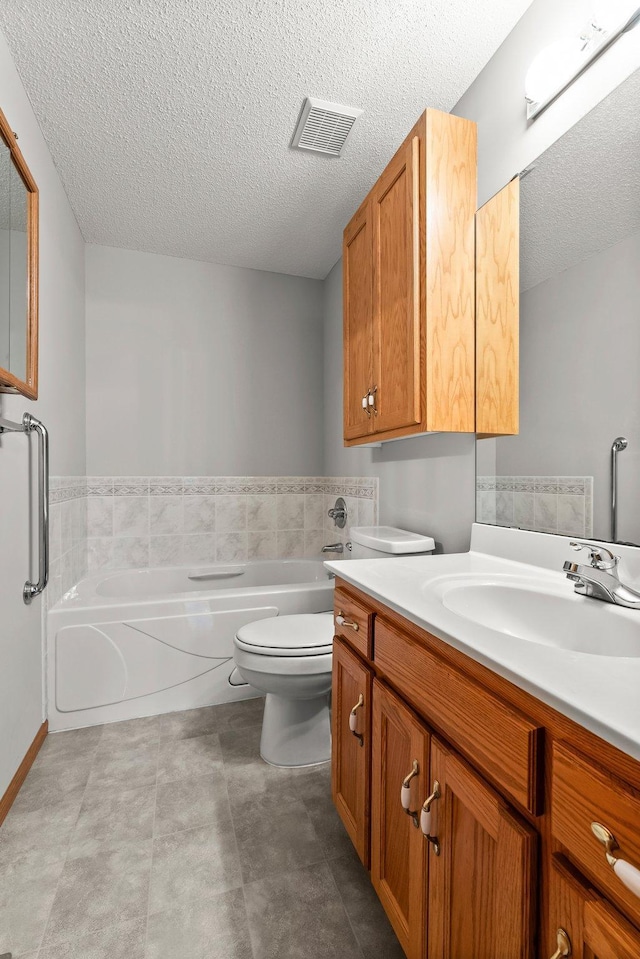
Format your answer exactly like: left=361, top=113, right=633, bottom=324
left=47, top=560, right=334, bottom=731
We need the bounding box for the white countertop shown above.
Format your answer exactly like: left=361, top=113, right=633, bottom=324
left=325, top=524, right=640, bottom=761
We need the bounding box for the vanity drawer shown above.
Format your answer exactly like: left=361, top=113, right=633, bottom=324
left=552, top=741, right=640, bottom=926
left=333, top=588, right=372, bottom=659
left=374, top=616, right=543, bottom=814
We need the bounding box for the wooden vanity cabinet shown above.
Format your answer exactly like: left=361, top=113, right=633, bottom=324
left=549, top=857, right=640, bottom=959
left=331, top=635, right=372, bottom=866
left=371, top=680, right=429, bottom=959
left=428, top=738, right=537, bottom=959
left=343, top=109, right=477, bottom=446
left=331, top=578, right=640, bottom=959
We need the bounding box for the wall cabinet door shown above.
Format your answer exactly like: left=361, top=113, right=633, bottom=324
left=331, top=635, right=373, bottom=867
left=343, top=198, right=374, bottom=441
left=427, top=737, right=537, bottom=959
left=476, top=177, right=520, bottom=436
left=549, top=857, right=640, bottom=959
left=371, top=134, right=422, bottom=436
left=371, top=679, right=430, bottom=959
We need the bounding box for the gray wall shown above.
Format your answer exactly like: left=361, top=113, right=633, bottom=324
left=0, top=28, right=86, bottom=797
left=323, top=0, right=640, bottom=554
left=85, top=245, right=324, bottom=477
left=497, top=229, right=640, bottom=544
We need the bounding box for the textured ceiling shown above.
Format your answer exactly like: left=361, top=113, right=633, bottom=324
left=0, top=0, right=532, bottom=278
left=521, top=66, right=640, bottom=292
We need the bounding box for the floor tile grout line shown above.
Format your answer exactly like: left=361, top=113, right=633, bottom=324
left=325, top=858, right=368, bottom=959
left=32, top=730, right=106, bottom=955
left=225, top=754, right=259, bottom=959
left=142, top=741, right=161, bottom=954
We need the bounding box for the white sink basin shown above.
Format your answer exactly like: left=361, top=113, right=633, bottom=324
left=432, top=576, right=640, bottom=657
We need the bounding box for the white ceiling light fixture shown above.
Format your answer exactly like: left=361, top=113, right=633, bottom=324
left=291, top=98, right=363, bottom=157
left=592, top=0, right=640, bottom=33
left=525, top=3, right=640, bottom=121
left=524, top=38, right=586, bottom=109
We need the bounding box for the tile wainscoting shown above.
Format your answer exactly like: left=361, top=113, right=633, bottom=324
left=49, top=477, right=88, bottom=607
left=476, top=476, right=593, bottom=538
left=85, top=476, right=377, bottom=576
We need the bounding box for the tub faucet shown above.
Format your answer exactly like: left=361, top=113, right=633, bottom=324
left=563, top=541, right=640, bottom=609
left=322, top=543, right=344, bottom=554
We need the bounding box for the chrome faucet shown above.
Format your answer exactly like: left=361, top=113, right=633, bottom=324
left=563, top=541, right=640, bottom=608
left=322, top=543, right=344, bottom=554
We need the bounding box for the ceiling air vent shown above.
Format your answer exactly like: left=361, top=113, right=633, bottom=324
left=292, top=98, right=363, bottom=157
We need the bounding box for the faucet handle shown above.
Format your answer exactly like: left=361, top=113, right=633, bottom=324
left=569, top=541, right=619, bottom=570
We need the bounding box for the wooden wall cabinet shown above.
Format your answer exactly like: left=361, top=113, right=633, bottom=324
left=343, top=109, right=477, bottom=445
left=331, top=579, right=640, bottom=959
left=476, top=178, right=520, bottom=437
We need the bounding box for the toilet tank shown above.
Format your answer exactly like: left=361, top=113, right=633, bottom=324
left=349, top=526, right=435, bottom=560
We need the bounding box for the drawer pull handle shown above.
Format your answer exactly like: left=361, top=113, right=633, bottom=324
left=336, top=612, right=359, bottom=632
left=401, top=760, right=420, bottom=828
left=420, top=780, right=441, bottom=855
left=549, top=928, right=571, bottom=958
left=592, top=822, right=640, bottom=898
left=349, top=694, right=364, bottom=746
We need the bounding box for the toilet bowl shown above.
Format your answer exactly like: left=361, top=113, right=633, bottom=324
left=234, top=526, right=435, bottom=768
left=233, top=612, right=334, bottom=767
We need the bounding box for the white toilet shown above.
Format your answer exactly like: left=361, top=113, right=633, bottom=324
left=233, top=526, right=435, bottom=767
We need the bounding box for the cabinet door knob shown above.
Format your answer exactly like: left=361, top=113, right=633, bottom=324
left=592, top=822, right=640, bottom=898
left=420, top=780, right=441, bottom=854
left=335, top=613, right=359, bottom=632
left=401, top=760, right=420, bottom=827
left=549, top=928, right=571, bottom=958
left=349, top=693, right=364, bottom=746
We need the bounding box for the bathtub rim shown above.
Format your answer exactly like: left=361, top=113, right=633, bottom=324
left=49, top=558, right=336, bottom=614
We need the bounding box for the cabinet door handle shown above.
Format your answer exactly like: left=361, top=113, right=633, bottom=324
left=349, top=694, right=364, bottom=746
left=335, top=613, right=359, bottom=632
left=368, top=385, right=378, bottom=415
left=592, top=822, right=640, bottom=898
left=420, top=780, right=441, bottom=854
left=401, top=760, right=420, bottom=827
left=362, top=394, right=371, bottom=417
left=549, top=928, right=571, bottom=958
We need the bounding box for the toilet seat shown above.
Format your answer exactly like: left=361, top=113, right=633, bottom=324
left=234, top=612, right=334, bottom=657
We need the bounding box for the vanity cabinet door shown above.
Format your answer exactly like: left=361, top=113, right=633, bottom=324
left=343, top=197, right=374, bottom=441
left=549, top=856, right=640, bottom=959
left=427, top=737, right=537, bottom=959
left=371, top=679, right=430, bottom=959
left=331, top=635, right=373, bottom=867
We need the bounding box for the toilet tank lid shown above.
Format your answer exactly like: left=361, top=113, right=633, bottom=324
left=350, top=526, right=435, bottom=554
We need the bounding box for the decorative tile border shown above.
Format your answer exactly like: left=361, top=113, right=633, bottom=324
left=476, top=476, right=593, bottom=538
left=49, top=476, right=88, bottom=504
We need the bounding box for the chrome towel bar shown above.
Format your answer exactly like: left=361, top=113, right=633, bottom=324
left=0, top=413, right=49, bottom=604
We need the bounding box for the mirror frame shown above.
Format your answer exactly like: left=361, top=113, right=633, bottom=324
left=0, top=105, right=39, bottom=400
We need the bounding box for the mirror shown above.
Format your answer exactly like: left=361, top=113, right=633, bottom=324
left=476, top=67, right=640, bottom=546
left=0, top=106, right=38, bottom=399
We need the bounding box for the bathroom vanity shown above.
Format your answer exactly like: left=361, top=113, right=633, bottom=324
left=327, top=526, right=640, bottom=959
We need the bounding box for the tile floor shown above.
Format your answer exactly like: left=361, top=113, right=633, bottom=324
left=0, top=698, right=404, bottom=958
